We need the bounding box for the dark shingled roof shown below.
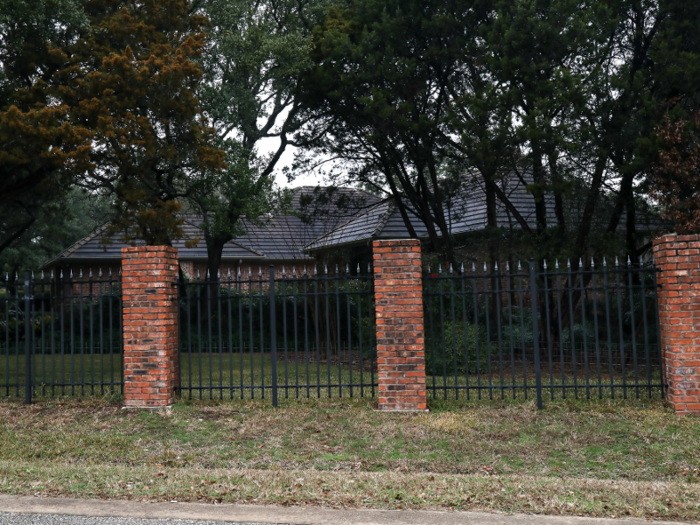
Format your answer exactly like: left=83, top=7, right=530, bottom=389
left=304, top=172, right=557, bottom=252
left=41, top=186, right=381, bottom=269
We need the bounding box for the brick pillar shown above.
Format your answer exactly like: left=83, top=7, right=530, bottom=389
left=653, top=234, right=700, bottom=416
left=121, top=247, right=179, bottom=408
left=373, top=239, right=427, bottom=411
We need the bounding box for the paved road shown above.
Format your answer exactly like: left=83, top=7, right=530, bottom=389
left=0, top=496, right=691, bottom=525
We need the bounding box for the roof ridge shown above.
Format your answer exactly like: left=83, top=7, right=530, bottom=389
left=371, top=199, right=396, bottom=238
left=39, top=223, right=111, bottom=270
left=302, top=199, right=390, bottom=251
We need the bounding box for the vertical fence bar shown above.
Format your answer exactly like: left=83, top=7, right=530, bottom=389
left=529, top=260, right=543, bottom=410
left=24, top=270, right=32, bottom=405
left=270, top=266, right=278, bottom=407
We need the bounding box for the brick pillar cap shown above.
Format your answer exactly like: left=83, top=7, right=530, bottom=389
left=372, top=239, right=421, bottom=247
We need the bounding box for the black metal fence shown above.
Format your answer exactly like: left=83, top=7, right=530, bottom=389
left=1, top=270, right=123, bottom=400
left=423, top=258, right=664, bottom=405
left=177, top=265, right=377, bottom=402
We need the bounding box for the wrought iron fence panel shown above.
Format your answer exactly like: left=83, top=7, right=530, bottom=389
left=177, top=265, right=377, bottom=401
left=1, top=270, right=123, bottom=400
left=423, top=259, right=663, bottom=405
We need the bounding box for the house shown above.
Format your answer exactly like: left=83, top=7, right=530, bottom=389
left=41, top=175, right=670, bottom=278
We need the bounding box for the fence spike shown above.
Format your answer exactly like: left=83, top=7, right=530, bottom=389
left=258, top=266, right=262, bottom=277
left=367, top=263, right=371, bottom=274
left=51, top=270, right=54, bottom=280
left=335, top=264, right=338, bottom=275
left=304, top=266, right=308, bottom=277
left=427, top=264, right=431, bottom=274
left=119, top=267, right=122, bottom=276
left=217, top=269, right=220, bottom=279
left=494, top=261, right=499, bottom=271
left=314, top=265, right=318, bottom=276
left=16, top=272, right=18, bottom=281
left=293, top=266, right=297, bottom=277
left=506, top=261, right=510, bottom=271
left=206, top=269, right=210, bottom=279
left=439, top=264, right=442, bottom=274
left=324, top=264, right=328, bottom=275
left=579, top=258, right=583, bottom=269
left=603, top=257, right=607, bottom=267
left=566, top=259, right=570, bottom=269
left=627, top=255, right=632, bottom=266
left=282, top=266, right=286, bottom=277
left=615, top=256, right=619, bottom=267
left=248, top=267, right=251, bottom=278
left=31, top=271, right=35, bottom=279
left=591, top=258, right=595, bottom=269
left=227, top=268, right=231, bottom=278
left=555, top=259, right=559, bottom=269
left=472, top=262, right=476, bottom=272
left=483, top=262, right=487, bottom=272
left=237, top=267, right=241, bottom=278
left=517, top=260, right=521, bottom=271
left=346, top=264, right=349, bottom=274
left=70, top=269, right=73, bottom=279
left=543, top=259, right=547, bottom=270
left=460, top=263, right=464, bottom=273
left=5, top=272, right=8, bottom=282
left=98, top=268, right=102, bottom=278
left=79, top=269, right=82, bottom=278
left=357, top=263, right=360, bottom=275
left=197, top=269, right=201, bottom=279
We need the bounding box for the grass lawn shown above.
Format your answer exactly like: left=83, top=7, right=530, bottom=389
left=0, top=395, right=699, bottom=521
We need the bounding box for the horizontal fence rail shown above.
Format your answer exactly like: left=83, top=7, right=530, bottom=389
left=177, top=265, right=377, bottom=402
left=1, top=270, right=123, bottom=400
left=423, top=259, right=664, bottom=405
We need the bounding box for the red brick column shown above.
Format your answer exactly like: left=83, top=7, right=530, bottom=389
left=373, top=239, right=427, bottom=411
left=121, top=247, right=179, bottom=408
left=653, top=234, right=700, bottom=415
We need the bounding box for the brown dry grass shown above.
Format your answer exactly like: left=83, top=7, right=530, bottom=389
left=0, top=396, right=698, bottom=521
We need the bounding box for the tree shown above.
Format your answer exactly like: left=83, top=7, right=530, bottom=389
left=62, top=0, right=226, bottom=246
left=185, top=0, right=326, bottom=276
left=650, top=111, right=700, bottom=233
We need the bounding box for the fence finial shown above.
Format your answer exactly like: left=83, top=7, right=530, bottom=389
left=304, top=266, right=308, bottom=277
left=543, top=259, right=547, bottom=270
left=108, top=268, right=112, bottom=277
left=5, top=272, right=8, bottom=282
left=472, top=262, right=476, bottom=272
left=31, top=271, right=34, bottom=279
left=615, top=256, right=619, bottom=267
left=88, top=268, right=91, bottom=278
left=439, top=264, right=442, bottom=274
left=627, top=255, right=632, bottom=266
left=506, top=261, right=510, bottom=271
left=70, top=269, right=73, bottom=279
left=293, top=266, right=297, bottom=277
left=51, top=270, right=54, bottom=280
left=237, top=267, right=241, bottom=278
left=357, top=263, right=360, bottom=275
left=217, top=269, right=220, bottom=279
left=427, top=263, right=431, bottom=273
left=60, top=270, right=63, bottom=279
left=518, top=260, right=521, bottom=271
left=555, top=259, right=559, bottom=269
left=228, top=268, right=231, bottom=278
left=483, top=262, right=487, bottom=272
left=119, top=267, right=122, bottom=276
left=591, top=257, right=595, bottom=269
left=282, top=266, right=286, bottom=277
left=495, top=261, right=499, bottom=271
left=567, top=259, right=570, bottom=269
left=98, top=268, right=102, bottom=278
left=324, top=264, right=328, bottom=275
left=367, top=263, right=371, bottom=274
left=603, top=257, right=607, bottom=267
left=346, top=263, right=349, bottom=274
left=314, top=265, right=318, bottom=276
left=335, top=264, right=339, bottom=275
left=258, top=266, right=262, bottom=277
left=197, top=269, right=201, bottom=279
left=206, top=269, right=210, bottom=279
left=248, top=267, right=252, bottom=277
left=460, top=263, right=464, bottom=273
left=79, top=269, right=82, bottom=279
